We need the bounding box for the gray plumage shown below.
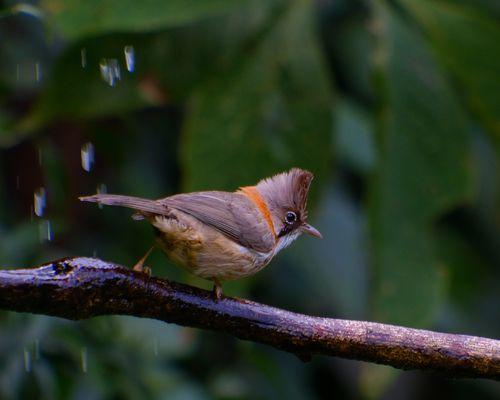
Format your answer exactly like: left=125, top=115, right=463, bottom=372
left=162, top=192, right=275, bottom=253
left=80, top=191, right=276, bottom=253
left=79, top=194, right=169, bottom=215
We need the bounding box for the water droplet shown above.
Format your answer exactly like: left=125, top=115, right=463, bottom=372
left=38, top=219, right=53, bottom=242
left=81, top=142, right=95, bottom=172
left=12, top=3, right=44, bottom=19
left=35, top=61, right=41, bottom=82
left=81, top=347, right=88, bottom=373
left=92, top=249, right=97, bottom=258
left=99, top=58, right=121, bottom=86
left=34, top=187, right=46, bottom=217
left=81, top=48, right=87, bottom=68
left=124, top=45, right=135, bottom=72
left=24, top=348, right=31, bottom=372
left=97, top=183, right=107, bottom=194
left=99, top=61, right=109, bottom=82
left=16, top=175, right=20, bottom=190
left=96, top=183, right=107, bottom=209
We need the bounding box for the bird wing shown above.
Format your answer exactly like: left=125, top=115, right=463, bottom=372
left=160, top=191, right=275, bottom=253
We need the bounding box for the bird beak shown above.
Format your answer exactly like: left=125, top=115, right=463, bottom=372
left=301, top=223, right=323, bottom=239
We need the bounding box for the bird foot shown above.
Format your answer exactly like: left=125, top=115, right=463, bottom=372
left=132, top=247, right=154, bottom=276
left=213, top=280, right=222, bottom=301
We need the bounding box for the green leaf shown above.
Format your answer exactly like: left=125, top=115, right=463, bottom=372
left=0, top=223, right=40, bottom=265
left=441, top=0, right=500, bottom=19
left=182, top=0, right=332, bottom=191
left=369, top=5, right=471, bottom=327
left=40, top=0, right=261, bottom=40
left=359, top=364, right=398, bottom=400
left=326, top=15, right=375, bottom=101
left=335, top=99, right=376, bottom=174
left=142, top=3, right=277, bottom=101
left=401, top=0, right=500, bottom=139
left=435, top=226, right=486, bottom=308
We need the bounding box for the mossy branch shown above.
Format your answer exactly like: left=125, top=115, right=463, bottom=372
left=0, top=257, right=499, bottom=380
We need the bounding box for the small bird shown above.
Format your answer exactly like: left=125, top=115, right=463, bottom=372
left=79, top=168, right=322, bottom=299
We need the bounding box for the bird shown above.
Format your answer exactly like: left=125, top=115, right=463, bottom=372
left=79, top=168, right=322, bottom=299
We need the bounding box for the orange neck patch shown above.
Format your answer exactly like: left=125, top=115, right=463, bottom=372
left=238, top=186, right=276, bottom=240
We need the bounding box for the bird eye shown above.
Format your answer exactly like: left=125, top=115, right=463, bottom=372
left=285, top=211, right=297, bottom=224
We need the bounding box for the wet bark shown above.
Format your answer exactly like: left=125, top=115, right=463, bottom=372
left=0, top=257, right=498, bottom=380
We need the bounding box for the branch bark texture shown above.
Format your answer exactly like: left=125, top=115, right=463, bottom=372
left=0, top=257, right=498, bottom=380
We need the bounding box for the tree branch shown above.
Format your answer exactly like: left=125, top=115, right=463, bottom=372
left=0, top=257, right=498, bottom=380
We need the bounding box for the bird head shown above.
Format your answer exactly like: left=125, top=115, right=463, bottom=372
left=255, top=168, right=322, bottom=252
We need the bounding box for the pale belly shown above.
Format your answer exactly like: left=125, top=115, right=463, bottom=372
left=151, top=213, right=273, bottom=281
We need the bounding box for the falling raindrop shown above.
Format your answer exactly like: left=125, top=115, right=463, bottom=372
left=109, top=59, right=121, bottom=83
left=38, top=219, right=53, bottom=242
left=34, top=187, right=46, bottom=217
left=81, top=142, right=95, bottom=172
left=81, top=347, right=88, bottom=373
left=16, top=175, right=20, bottom=190
left=23, top=348, right=31, bottom=372
left=124, top=45, right=135, bottom=72
left=99, top=60, right=109, bottom=82
left=35, top=61, right=41, bottom=82
left=96, top=183, right=107, bottom=209
left=97, top=183, right=107, bottom=194
left=81, top=48, right=87, bottom=68
left=99, top=58, right=121, bottom=87
left=12, top=3, right=44, bottom=19
left=92, top=249, right=98, bottom=258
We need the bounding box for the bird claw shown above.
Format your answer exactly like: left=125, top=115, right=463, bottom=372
left=213, top=280, right=222, bottom=301
left=132, top=247, right=154, bottom=276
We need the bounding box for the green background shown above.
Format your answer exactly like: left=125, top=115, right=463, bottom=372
left=0, top=0, right=499, bottom=398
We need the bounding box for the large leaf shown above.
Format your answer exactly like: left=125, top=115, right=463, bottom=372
left=335, top=99, right=376, bottom=174
left=369, top=5, right=471, bottom=327
left=401, top=0, right=500, bottom=139
left=6, top=4, right=277, bottom=146
left=325, top=15, right=375, bottom=102
left=454, top=0, right=500, bottom=18
left=182, top=0, right=332, bottom=191
left=40, top=0, right=260, bottom=40
left=145, top=2, right=278, bottom=101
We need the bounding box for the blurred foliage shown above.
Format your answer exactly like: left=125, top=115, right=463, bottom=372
left=0, top=0, right=499, bottom=399
left=370, top=2, right=471, bottom=327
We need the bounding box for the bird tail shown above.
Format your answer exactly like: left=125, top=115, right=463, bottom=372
left=79, top=194, right=167, bottom=216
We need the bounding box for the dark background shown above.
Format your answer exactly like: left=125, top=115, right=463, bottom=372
left=0, top=0, right=499, bottom=398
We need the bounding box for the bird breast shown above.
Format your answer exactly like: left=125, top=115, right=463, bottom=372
left=151, top=211, right=274, bottom=281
